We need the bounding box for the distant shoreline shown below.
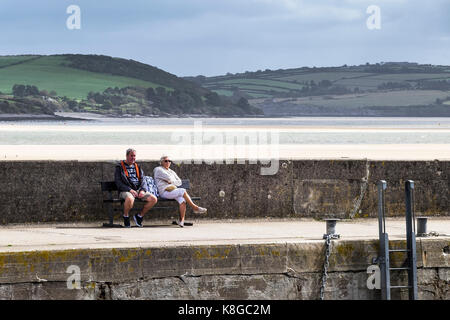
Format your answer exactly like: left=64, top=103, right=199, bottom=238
left=0, top=113, right=89, bottom=121
left=0, top=112, right=449, bottom=122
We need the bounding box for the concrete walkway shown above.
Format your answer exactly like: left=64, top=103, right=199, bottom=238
left=1, top=218, right=449, bottom=253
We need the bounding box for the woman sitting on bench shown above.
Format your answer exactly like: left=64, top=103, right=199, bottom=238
left=153, top=155, right=207, bottom=227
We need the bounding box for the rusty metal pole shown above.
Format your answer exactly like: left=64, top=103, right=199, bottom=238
left=405, top=180, right=418, bottom=300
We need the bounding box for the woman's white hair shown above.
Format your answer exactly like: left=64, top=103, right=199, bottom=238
left=160, top=155, right=169, bottom=163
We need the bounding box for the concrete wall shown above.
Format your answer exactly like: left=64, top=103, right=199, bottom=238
left=0, top=160, right=448, bottom=224
left=0, top=238, right=448, bottom=300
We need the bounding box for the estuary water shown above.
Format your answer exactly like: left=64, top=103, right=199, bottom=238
left=0, top=116, right=449, bottom=161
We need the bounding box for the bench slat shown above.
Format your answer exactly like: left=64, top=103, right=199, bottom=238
left=101, top=179, right=191, bottom=192
left=101, top=181, right=118, bottom=192
left=103, top=197, right=201, bottom=203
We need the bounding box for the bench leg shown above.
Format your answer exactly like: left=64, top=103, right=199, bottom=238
left=102, top=222, right=123, bottom=228
left=102, top=203, right=123, bottom=228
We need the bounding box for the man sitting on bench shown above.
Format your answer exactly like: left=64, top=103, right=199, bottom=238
left=115, top=148, right=157, bottom=227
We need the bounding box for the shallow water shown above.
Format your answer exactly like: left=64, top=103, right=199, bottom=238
left=0, top=116, right=449, bottom=160
left=4, top=115, right=450, bottom=127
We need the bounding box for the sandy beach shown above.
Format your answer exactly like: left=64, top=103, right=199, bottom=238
left=1, top=144, right=449, bottom=161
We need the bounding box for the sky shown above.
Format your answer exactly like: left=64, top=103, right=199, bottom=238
left=1, top=0, right=449, bottom=76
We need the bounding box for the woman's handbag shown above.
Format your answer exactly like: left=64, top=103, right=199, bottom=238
left=164, top=185, right=177, bottom=192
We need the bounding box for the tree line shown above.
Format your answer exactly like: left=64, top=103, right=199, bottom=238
left=3, top=84, right=262, bottom=116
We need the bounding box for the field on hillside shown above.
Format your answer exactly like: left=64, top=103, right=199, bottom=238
left=0, top=56, right=161, bottom=99
left=201, top=64, right=450, bottom=100
left=268, top=90, right=450, bottom=108
left=0, top=55, right=39, bottom=68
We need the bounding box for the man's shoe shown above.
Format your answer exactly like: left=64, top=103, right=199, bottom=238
left=133, top=214, right=143, bottom=227
left=123, top=216, right=131, bottom=228
left=193, top=207, right=207, bottom=214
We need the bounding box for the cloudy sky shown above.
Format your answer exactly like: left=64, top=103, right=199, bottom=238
left=1, top=0, right=449, bottom=76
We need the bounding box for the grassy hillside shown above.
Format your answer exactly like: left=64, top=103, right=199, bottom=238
left=193, top=63, right=450, bottom=99
left=0, top=54, right=261, bottom=116
left=187, top=62, right=450, bottom=116
left=0, top=55, right=167, bottom=99
left=0, top=55, right=40, bottom=68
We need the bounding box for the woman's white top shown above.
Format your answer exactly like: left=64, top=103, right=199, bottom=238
left=153, top=166, right=182, bottom=195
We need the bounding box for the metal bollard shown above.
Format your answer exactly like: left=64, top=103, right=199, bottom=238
left=416, top=217, right=428, bottom=237
left=323, top=218, right=340, bottom=239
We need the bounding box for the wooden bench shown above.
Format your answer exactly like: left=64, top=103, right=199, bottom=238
left=100, top=179, right=200, bottom=227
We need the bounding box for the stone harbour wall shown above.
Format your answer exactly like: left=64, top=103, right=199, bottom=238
left=0, top=160, right=448, bottom=224
left=0, top=238, right=448, bottom=300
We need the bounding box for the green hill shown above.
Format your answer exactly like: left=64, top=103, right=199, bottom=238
left=186, top=62, right=450, bottom=116
left=0, top=54, right=261, bottom=116
left=2, top=56, right=449, bottom=117
left=0, top=55, right=166, bottom=99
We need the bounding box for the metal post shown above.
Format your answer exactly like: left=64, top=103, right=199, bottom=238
left=416, top=217, right=428, bottom=237
left=323, top=219, right=340, bottom=239
left=405, top=180, right=418, bottom=300
left=377, top=180, right=390, bottom=300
